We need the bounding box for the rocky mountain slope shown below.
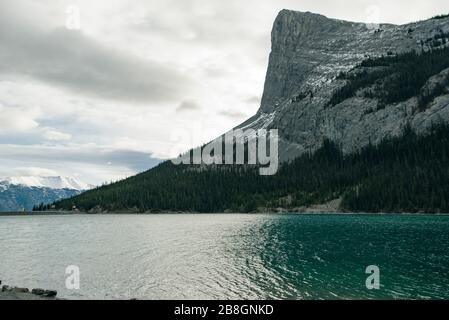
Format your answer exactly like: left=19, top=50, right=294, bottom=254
left=239, top=10, right=449, bottom=161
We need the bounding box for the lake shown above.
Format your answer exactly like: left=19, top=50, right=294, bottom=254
left=0, top=214, right=448, bottom=299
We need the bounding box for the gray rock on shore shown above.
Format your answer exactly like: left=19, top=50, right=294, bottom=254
left=0, top=281, right=58, bottom=300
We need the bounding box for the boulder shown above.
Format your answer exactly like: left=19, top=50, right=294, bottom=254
left=31, top=288, right=46, bottom=296
left=42, top=290, right=57, bottom=297
left=1, top=285, right=11, bottom=292
left=11, top=287, right=29, bottom=293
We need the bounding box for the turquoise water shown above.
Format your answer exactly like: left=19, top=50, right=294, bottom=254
left=0, top=214, right=448, bottom=299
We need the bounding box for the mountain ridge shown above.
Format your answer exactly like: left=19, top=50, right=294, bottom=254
left=0, top=176, right=92, bottom=212
left=0, top=176, right=93, bottom=191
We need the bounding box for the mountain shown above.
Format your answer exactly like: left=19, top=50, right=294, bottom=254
left=1, top=176, right=92, bottom=191
left=51, top=11, right=449, bottom=213
left=238, top=10, right=449, bottom=161
left=0, top=176, right=92, bottom=212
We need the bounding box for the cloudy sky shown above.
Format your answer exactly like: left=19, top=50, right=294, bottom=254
left=1, top=0, right=449, bottom=185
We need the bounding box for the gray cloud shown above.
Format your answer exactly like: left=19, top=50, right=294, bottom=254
left=245, top=96, right=262, bottom=105
left=176, top=100, right=202, bottom=113
left=0, top=144, right=161, bottom=180
left=0, top=9, right=192, bottom=105
left=219, top=109, right=248, bottom=120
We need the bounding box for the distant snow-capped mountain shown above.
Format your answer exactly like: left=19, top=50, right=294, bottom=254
left=1, top=176, right=93, bottom=191
left=0, top=176, right=93, bottom=212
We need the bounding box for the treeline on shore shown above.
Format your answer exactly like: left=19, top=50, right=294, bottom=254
left=45, top=125, right=449, bottom=214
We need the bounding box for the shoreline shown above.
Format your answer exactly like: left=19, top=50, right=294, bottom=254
left=0, top=282, right=59, bottom=300
left=1, top=211, right=449, bottom=216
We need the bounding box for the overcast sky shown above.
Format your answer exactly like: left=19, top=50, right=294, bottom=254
left=1, top=0, right=449, bottom=185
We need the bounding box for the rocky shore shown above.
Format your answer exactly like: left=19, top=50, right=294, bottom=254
left=0, top=281, right=59, bottom=300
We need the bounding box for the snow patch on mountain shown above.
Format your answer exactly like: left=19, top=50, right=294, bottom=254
left=0, top=176, right=93, bottom=191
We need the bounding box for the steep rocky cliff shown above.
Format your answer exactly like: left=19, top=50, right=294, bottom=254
left=239, top=10, right=449, bottom=161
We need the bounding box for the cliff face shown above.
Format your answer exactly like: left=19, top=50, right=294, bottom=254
left=239, top=10, right=449, bottom=161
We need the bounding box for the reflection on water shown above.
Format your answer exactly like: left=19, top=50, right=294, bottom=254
left=0, top=214, right=448, bottom=299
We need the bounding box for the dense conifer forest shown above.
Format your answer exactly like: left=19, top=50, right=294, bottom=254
left=48, top=125, right=449, bottom=214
